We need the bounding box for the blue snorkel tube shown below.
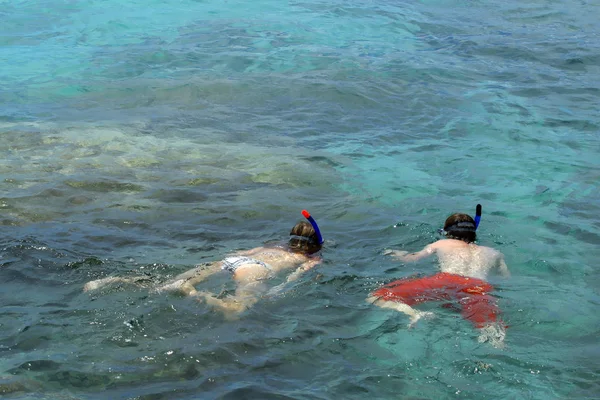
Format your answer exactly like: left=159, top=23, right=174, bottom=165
left=474, top=204, right=482, bottom=230
left=302, top=209, right=324, bottom=244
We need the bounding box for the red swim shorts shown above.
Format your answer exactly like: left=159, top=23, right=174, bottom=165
left=371, top=272, right=501, bottom=328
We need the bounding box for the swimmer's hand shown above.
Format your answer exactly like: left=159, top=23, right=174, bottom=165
left=383, top=249, right=410, bottom=260
left=266, top=283, right=287, bottom=297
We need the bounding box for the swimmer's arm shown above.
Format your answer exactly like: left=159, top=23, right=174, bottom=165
left=267, top=259, right=321, bottom=297
left=285, top=258, right=321, bottom=284
left=385, top=245, right=435, bottom=262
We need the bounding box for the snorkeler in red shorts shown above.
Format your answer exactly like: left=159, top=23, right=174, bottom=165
left=367, top=205, right=510, bottom=346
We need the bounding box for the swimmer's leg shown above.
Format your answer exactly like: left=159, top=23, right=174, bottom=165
left=195, top=292, right=248, bottom=319
left=367, top=275, right=445, bottom=328
left=366, top=296, right=434, bottom=328
left=180, top=262, right=221, bottom=287
left=154, top=263, right=221, bottom=296
left=459, top=294, right=506, bottom=348
left=196, top=281, right=266, bottom=319
left=83, top=276, right=150, bottom=292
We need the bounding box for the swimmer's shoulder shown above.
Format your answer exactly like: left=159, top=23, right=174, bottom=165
left=476, top=244, right=499, bottom=253
left=430, top=239, right=468, bottom=251
left=475, top=245, right=504, bottom=258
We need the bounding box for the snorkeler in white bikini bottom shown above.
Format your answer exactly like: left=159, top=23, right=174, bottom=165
left=84, top=211, right=324, bottom=318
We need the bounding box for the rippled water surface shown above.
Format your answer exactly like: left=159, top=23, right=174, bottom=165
left=1, top=0, right=599, bottom=399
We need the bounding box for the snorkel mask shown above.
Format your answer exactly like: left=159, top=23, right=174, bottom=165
left=438, top=204, right=482, bottom=236
left=302, top=209, right=324, bottom=245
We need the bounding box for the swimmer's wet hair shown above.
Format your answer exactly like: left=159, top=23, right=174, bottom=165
left=289, top=221, right=322, bottom=255
left=444, top=213, right=477, bottom=243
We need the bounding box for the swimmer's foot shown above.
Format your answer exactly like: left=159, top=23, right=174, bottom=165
left=478, top=323, right=506, bottom=349
left=84, top=276, right=153, bottom=292
left=408, top=310, right=435, bottom=329
left=155, top=279, right=199, bottom=296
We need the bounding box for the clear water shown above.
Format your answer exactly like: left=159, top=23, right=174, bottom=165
left=1, top=0, right=599, bottom=398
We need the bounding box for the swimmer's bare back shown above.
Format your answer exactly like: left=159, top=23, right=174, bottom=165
left=430, top=240, right=509, bottom=280
left=236, top=246, right=316, bottom=273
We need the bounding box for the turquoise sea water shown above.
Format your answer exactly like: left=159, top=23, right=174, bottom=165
left=1, top=0, right=599, bottom=398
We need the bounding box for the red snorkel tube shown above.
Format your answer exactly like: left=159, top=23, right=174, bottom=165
left=302, top=210, right=324, bottom=244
